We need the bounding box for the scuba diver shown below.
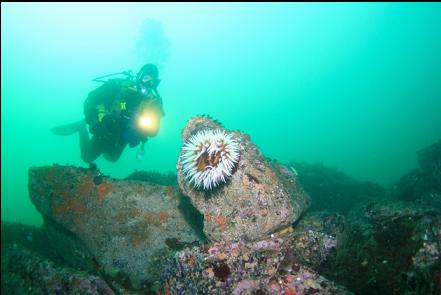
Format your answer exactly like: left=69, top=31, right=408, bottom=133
left=52, top=63, right=165, bottom=164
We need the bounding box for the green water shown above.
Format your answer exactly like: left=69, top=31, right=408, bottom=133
left=2, top=3, right=441, bottom=226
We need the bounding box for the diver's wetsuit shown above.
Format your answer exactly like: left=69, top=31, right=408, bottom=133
left=81, top=78, right=163, bottom=162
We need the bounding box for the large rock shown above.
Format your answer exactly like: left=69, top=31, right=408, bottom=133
left=28, top=165, right=202, bottom=289
left=290, top=161, right=386, bottom=215
left=394, top=139, right=441, bottom=208
left=2, top=244, right=115, bottom=295
left=418, top=139, right=441, bottom=181
left=319, top=201, right=441, bottom=295
left=161, top=222, right=350, bottom=295
left=176, top=116, right=309, bottom=242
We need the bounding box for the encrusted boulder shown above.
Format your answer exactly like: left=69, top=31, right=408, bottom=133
left=28, top=165, right=202, bottom=289
left=319, top=201, right=441, bottom=295
left=394, top=139, right=441, bottom=208
left=289, top=161, right=386, bottom=215
left=418, top=139, right=441, bottom=184
left=176, top=116, right=310, bottom=242
left=2, top=244, right=115, bottom=295
left=161, top=224, right=350, bottom=295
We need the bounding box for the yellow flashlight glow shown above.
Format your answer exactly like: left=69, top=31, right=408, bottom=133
left=139, top=115, right=153, bottom=128
left=137, top=111, right=159, bottom=135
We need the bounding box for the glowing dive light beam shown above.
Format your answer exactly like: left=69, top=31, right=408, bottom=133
left=137, top=111, right=159, bottom=135
left=139, top=115, right=153, bottom=128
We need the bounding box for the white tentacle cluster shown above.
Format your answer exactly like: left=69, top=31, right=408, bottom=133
left=180, top=129, right=240, bottom=190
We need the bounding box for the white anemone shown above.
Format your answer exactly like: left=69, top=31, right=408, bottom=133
left=180, top=129, right=240, bottom=190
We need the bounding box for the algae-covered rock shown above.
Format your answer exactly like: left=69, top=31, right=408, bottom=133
left=2, top=244, right=115, bottom=295
left=176, top=116, right=309, bottom=242
left=290, top=161, right=385, bottom=215
left=394, top=139, right=441, bottom=209
left=162, top=228, right=351, bottom=295
left=319, top=201, right=441, bottom=295
left=28, top=165, right=202, bottom=289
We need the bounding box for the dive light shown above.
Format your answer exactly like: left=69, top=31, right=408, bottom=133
left=136, top=110, right=160, bottom=136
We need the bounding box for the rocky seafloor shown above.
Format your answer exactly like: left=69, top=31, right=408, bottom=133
left=2, top=117, right=440, bottom=295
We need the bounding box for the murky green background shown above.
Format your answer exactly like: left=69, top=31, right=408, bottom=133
left=2, top=3, right=441, bottom=225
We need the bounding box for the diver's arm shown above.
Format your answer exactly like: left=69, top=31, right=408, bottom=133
left=84, top=80, right=121, bottom=133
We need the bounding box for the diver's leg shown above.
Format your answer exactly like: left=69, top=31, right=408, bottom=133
left=51, top=120, right=86, bottom=135
left=79, top=128, right=103, bottom=163
left=103, top=141, right=127, bottom=162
